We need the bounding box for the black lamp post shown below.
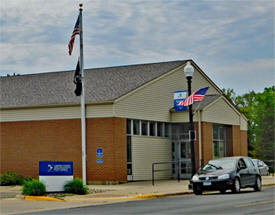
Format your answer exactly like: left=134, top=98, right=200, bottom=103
left=184, top=61, right=196, bottom=176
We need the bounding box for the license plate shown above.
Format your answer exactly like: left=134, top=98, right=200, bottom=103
left=203, top=181, right=211, bottom=186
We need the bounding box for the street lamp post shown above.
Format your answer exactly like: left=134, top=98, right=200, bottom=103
left=184, top=61, right=196, bottom=176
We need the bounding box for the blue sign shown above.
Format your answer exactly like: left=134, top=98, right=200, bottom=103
left=97, top=159, right=103, bottom=164
left=174, top=90, right=188, bottom=111
left=97, top=148, right=103, bottom=159
left=39, top=161, right=73, bottom=176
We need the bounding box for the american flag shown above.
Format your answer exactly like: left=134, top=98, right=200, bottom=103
left=179, top=87, right=209, bottom=106
left=68, top=15, right=80, bottom=55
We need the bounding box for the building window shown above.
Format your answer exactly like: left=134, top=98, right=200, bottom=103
left=127, top=136, right=132, bottom=176
left=165, top=123, right=170, bottom=138
left=149, top=122, right=156, bottom=136
left=141, top=120, right=148, bottom=136
left=127, top=119, right=131, bottom=135
left=127, top=119, right=169, bottom=138
left=133, top=120, right=140, bottom=135
left=213, top=124, right=226, bottom=159
left=157, top=122, right=164, bottom=137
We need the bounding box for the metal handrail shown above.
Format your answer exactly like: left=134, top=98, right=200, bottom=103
left=152, top=160, right=180, bottom=186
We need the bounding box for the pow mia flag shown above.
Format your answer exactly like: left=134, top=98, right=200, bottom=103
left=73, top=60, right=82, bottom=96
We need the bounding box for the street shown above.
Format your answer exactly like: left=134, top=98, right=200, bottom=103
left=17, top=187, right=275, bottom=215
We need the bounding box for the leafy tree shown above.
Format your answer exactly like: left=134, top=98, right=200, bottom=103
left=252, top=87, right=275, bottom=161
left=222, top=88, right=237, bottom=104
left=223, top=87, right=275, bottom=160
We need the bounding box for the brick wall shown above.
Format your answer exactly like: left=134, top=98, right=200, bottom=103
left=0, top=117, right=127, bottom=182
left=0, top=119, right=82, bottom=178
left=232, top=125, right=241, bottom=156
left=226, top=125, right=233, bottom=156
left=86, top=118, right=127, bottom=182
left=240, top=130, right=248, bottom=156
left=201, top=122, right=213, bottom=165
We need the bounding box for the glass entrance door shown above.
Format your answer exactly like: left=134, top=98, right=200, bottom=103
left=172, top=140, right=192, bottom=179
left=180, top=141, right=192, bottom=179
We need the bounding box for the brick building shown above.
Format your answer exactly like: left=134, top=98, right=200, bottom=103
left=0, top=60, right=248, bottom=183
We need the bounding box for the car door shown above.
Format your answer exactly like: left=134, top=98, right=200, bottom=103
left=237, top=158, right=249, bottom=187
left=243, top=157, right=257, bottom=185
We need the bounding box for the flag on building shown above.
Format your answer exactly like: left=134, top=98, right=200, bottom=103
left=73, top=59, right=82, bottom=96
left=174, top=90, right=188, bottom=111
left=68, top=15, right=80, bottom=55
left=179, top=87, right=209, bottom=106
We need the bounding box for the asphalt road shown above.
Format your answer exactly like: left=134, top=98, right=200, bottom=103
left=19, top=187, right=275, bottom=215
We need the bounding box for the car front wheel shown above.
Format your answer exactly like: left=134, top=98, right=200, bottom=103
left=254, top=176, right=262, bottom=192
left=193, top=188, right=202, bottom=195
left=219, top=189, right=226, bottom=194
left=232, top=178, right=241, bottom=193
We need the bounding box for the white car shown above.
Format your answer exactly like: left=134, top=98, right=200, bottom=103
left=252, top=159, right=269, bottom=176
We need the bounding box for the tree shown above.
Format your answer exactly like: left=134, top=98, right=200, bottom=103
left=253, top=87, right=275, bottom=161
left=222, top=87, right=275, bottom=159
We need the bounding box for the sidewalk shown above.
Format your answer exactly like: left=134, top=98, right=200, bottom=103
left=0, top=176, right=274, bottom=215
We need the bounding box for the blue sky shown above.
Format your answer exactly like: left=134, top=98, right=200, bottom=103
left=0, top=0, right=274, bottom=95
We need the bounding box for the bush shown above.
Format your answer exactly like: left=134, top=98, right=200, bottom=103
left=64, top=178, right=89, bottom=195
left=22, top=179, right=46, bottom=196
left=0, top=172, right=23, bottom=186
left=22, top=177, right=34, bottom=184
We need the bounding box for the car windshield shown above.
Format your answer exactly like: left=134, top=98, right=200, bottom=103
left=202, top=158, right=237, bottom=171
left=252, top=159, right=258, bottom=165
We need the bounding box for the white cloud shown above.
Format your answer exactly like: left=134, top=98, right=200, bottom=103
left=199, top=58, right=275, bottom=95
left=0, top=0, right=274, bottom=95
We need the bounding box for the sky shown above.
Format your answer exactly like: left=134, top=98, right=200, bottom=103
left=0, top=0, right=274, bottom=95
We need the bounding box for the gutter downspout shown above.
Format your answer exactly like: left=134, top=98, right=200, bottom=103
left=198, top=110, right=202, bottom=168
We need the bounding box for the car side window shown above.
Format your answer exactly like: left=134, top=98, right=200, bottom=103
left=238, top=159, right=247, bottom=169
left=244, top=158, right=255, bottom=169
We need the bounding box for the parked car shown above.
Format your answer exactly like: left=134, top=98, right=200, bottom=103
left=189, top=156, right=262, bottom=195
left=252, top=159, right=269, bottom=176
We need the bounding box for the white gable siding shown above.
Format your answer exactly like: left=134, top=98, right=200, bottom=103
left=170, top=111, right=189, bottom=123
left=114, top=66, right=219, bottom=122
left=0, top=104, right=114, bottom=122
left=240, top=115, right=248, bottom=131
left=132, top=136, right=172, bottom=180
left=86, top=104, right=114, bottom=118
left=171, top=111, right=202, bottom=123
left=202, top=98, right=240, bottom=125
left=0, top=106, right=80, bottom=122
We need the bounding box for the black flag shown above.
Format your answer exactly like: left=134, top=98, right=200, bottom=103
left=74, top=60, right=82, bottom=96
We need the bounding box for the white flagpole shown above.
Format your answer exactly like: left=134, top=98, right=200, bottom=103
left=79, top=3, right=86, bottom=185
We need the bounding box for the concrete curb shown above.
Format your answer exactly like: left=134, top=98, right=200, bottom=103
left=25, top=196, right=64, bottom=201
left=23, top=184, right=274, bottom=202
left=63, top=192, right=193, bottom=201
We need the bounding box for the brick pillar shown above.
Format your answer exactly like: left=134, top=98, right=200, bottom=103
left=201, top=122, right=213, bottom=166
left=226, top=125, right=233, bottom=156
left=86, top=117, right=127, bottom=182
left=240, top=130, right=248, bottom=156
left=232, top=125, right=241, bottom=156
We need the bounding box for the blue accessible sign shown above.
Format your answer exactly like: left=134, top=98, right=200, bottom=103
left=39, top=161, right=73, bottom=176
left=97, top=148, right=103, bottom=163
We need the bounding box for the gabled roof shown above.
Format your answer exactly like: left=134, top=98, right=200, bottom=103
left=192, top=94, right=221, bottom=111
left=0, top=61, right=186, bottom=108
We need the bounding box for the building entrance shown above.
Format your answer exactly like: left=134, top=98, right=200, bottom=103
left=172, top=135, right=192, bottom=179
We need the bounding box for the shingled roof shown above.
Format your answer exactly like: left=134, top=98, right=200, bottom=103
left=0, top=60, right=186, bottom=108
